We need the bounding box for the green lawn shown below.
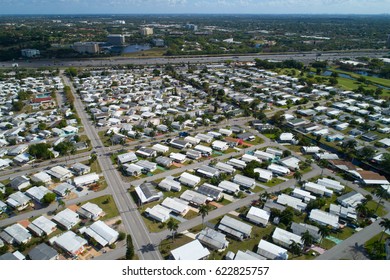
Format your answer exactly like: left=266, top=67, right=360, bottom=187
left=364, top=232, right=390, bottom=260
left=81, top=195, right=119, bottom=220
left=159, top=234, right=194, bottom=259
left=366, top=200, right=387, bottom=217
left=263, top=178, right=285, bottom=187
left=184, top=209, right=198, bottom=220
left=331, top=226, right=355, bottom=240
left=141, top=213, right=168, bottom=233
left=320, top=238, right=337, bottom=250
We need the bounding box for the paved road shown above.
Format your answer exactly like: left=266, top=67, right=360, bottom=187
left=317, top=213, right=390, bottom=260
left=0, top=188, right=110, bottom=228
left=62, top=73, right=162, bottom=260
left=1, top=50, right=387, bottom=68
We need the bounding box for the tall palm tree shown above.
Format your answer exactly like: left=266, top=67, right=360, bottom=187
left=318, top=225, right=331, bottom=244
left=379, top=218, right=390, bottom=243
left=259, top=191, right=271, bottom=202
left=167, top=218, right=179, bottom=242
left=289, top=240, right=302, bottom=257
left=198, top=204, right=210, bottom=229
left=293, top=170, right=302, bottom=184
left=374, top=188, right=390, bottom=214
left=301, top=231, right=315, bottom=248
left=356, top=202, right=369, bottom=218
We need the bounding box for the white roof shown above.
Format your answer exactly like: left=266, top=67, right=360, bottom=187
left=254, top=168, right=273, bottom=181
left=280, top=157, right=300, bottom=169
left=233, top=174, right=255, bottom=187
left=272, top=227, right=302, bottom=246
left=145, top=205, right=171, bottom=222
left=218, top=180, right=240, bottom=193
left=180, top=172, right=200, bottom=184
left=52, top=208, right=80, bottom=229
left=117, top=152, right=138, bottom=164
left=180, top=190, right=209, bottom=205
left=212, top=140, right=228, bottom=148
left=51, top=231, right=87, bottom=255
left=247, top=206, right=270, bottom=224
left=317, top=178, right=344, bottom=192
left=152, top=143, right=169, bottom=152
left=171, top=240, right=210, bottom=260
left=4, top=223, right=31, bottom=244
left=48, top=166, right=71, bottom=178
left=25, top=186, right=51, bottom=201
left=257, top=239, right=288, bottom=260
left=30, top=171, right=51, bottom=182
left=309, top=209, right=339, bottom=228
left=81, top=202, right=103, bottom=216
left=194, top=144, right=212, bottom=153
left=268, top=163, right=290, bottom=174
left=254, top=150, right=275, bottom=160
left=277, top=194, right=307, bottom=211
left=170, top=152, right=187, bottom=161
left=30, top=216, right=56, bottom=235
left=161, top=197, right=189, bottom=214
left=304, top=182, right=333, bottom=196
left=73, top=173, right=99, bottom=186
left=84, top=220, right=118, bottom=247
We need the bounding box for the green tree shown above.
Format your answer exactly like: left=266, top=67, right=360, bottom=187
left=198, top=204, right=210, bottom=229
left=28, top=143, right=53, bottom=160
left=38, top=123, right=47, bottom=131
left=378, top=218, right=390, bottom=243
left=318, top=225, right=331, bottom=244
left=356, top=202, right=369, bottom=218
left=289, top=240, right=302, bottom=257
left=118, top=231, right=126, bottom=241
left=293, top=170, right=302, bottom=184
left=125, top=234, right=135, bottom=260
left=167, top=218, right=179, bottom=242
left=41, top=192, right=56, bottom=204
left=374, top=188, right=390, bottom=214
left=301, top=230, right=315, bottom=247
left=280, top=207, right=294, bottom=226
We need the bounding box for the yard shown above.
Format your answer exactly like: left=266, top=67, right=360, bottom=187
left=81, top=195, right=119, bottom=220
left=159, top=234, right=194, bottom=259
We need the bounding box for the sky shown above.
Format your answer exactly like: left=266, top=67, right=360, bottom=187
left=0, top=0, right=389, bottom=15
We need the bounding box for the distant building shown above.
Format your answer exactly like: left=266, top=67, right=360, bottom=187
left=387, top=34, right=390, bottom=48
left=107, top=34, right=126, bottom=45
left=152, top=39, right=165, bottom=47
left=140, top=27, right=153, bottom=36
left=185, top=23, right=198, bottom=31
left=21, top=49, right=40, bottom=58
left=73, top=42, right=100, bottom=54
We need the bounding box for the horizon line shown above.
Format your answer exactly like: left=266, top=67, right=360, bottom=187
left=0, top=13, right=390, bottom=16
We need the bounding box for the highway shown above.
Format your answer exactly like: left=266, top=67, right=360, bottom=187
left=1, top=50, right=388, bottom=69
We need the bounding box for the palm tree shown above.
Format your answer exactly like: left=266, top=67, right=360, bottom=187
left=374, top=188, right=390, bottom=214
left=301, top=231, right=315, bottom=248
left=379, top=218, right=390, bottom=243
left=259, top=191, right=271, bottom=202
left=289, top=240, right=302, bottom=257
left=167, top=218, right=179, bottom=242
left=293, top=170, right=302, bottom=184
left=198, top=204, right=210, bottom=229
left=318, top=225, right=331, bottom=244
left=356, top=202, right=369, bottom=218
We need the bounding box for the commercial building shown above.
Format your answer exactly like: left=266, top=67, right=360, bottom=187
left=73, top=42, right=100, bottom=54
left=140, top=27, right=153, bottom=36
left=107, top=34, right=126, bottom=45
